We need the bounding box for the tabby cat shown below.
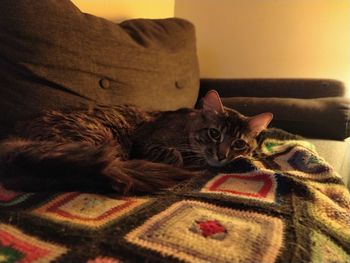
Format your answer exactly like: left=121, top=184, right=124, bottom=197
left=0, top=90, right=272, bottom=193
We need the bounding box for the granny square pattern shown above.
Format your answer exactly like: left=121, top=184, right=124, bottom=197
left=32, top=193, right=150, bottom=229
left=265, top=144, right=337, bottom=179
left=200, top=170, right=277, bottom=203
left=125, top=200, right=284, bottom=263
left=0, top=224, right=67, bottom=262
left=307, top=183, right=350, bottom=243
left=1, top=128, right=349, bottom=262
left=310, top=230, right=350, bottom=263
left=260, top=139, right=316, bottom=156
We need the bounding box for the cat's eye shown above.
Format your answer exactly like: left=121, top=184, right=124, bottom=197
left=208, top=128, right=221, bottom=141
left=231, top=139, right=248, bottom=150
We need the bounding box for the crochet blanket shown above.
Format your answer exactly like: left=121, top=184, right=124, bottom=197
left=0, top=129, right=349, bottom=263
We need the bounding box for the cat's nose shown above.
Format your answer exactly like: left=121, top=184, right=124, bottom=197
left=218, top=143, right=230, bottom=162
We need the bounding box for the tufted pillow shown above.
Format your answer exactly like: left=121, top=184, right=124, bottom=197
left=0, top=0, right=199, bottom=137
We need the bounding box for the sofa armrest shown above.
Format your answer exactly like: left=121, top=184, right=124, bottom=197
left=222, top=97, right=350, bottom=140
left=199, top=78, right=346, bottom=99
left=198, top=78, right=349, bottom=140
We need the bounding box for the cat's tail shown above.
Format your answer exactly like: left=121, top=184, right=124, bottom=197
left=0, top=138, right=200, bottom=193
left=103, top=159, right=199, bottom=193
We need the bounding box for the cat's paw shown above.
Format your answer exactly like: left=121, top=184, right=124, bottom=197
left=165, top=148, right=184, bottom=167
left=145, top=145, right=184, bottom=167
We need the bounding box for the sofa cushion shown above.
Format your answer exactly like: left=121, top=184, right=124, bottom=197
left=222, top=97, right=350, bottom=140
left=0, top=0, right=199, bottom=137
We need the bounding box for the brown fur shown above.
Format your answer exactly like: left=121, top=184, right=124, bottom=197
left=0, top=94, right=272, bottom=194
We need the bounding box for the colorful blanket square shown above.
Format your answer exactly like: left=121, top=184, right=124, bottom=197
left=125, top=200, right=284, bottom=263
left=307, top=182, right=350, bottom=243
left=200, top=170, right=277, bottom=203
left=32, top=193, right=150, bottom=229
left=310, top=229, right=350, bottom=263
left=0, top=184, right=32, bottom=207
left=260, top=139, right=316, bottom=156
left=0, top=224, right=67, bottom=262
left=267, top=145, right=337, bottom=179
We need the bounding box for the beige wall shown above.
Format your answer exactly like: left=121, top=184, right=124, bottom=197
left=71, top=0, right=175, bottom=21
left=175, top=0, right=350, bottom=95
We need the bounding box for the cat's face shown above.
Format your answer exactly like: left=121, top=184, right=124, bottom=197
left=188, top=109, right=254, bottom=167
left=187, top=91, right=273, bottom=168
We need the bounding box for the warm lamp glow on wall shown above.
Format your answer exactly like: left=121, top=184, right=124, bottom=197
left=71, top=0, right=175, bottom=21
left=175, top=0, right=350, bottom=97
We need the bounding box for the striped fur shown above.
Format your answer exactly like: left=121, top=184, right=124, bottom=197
left=0, top=102, right=269, bottom=193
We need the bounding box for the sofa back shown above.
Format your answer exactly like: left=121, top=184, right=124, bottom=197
left=0, top=0, right=199, bottom=137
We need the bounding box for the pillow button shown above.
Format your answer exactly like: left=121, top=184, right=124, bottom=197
left=99, top=78, right=110, bottom=89
left=175, top=80, right=185, bottom=89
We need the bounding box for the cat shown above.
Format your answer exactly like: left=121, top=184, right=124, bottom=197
left=0, top=90, right=272, bottom=193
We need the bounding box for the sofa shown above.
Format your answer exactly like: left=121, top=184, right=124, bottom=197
left=1, top=1, right=349, bottom=262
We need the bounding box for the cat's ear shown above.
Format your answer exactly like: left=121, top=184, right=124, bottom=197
left=201, top=90, right=224, bottom=113
left=247, top=113, right=273, bottom=137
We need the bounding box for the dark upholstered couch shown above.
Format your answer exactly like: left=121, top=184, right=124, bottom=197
left=0, top=0, right=349, bottom=188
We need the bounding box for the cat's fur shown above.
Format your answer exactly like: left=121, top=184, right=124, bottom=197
left=0, top=91, right=272, bottom=193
